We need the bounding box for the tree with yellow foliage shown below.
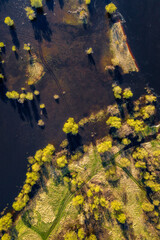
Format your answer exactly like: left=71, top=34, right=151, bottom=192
left=105, top=3, right=117, bottom=14
left=30, top=0, right=43, bottom=8
left=0, top=213, right=12, bottom=232
left=4, top=17, right=14, bottom=26
left=63, top=118, right=79, bottom=135
left=97, top=140, right=112, bottom=153
left=106, top=116, right=122, bottom=129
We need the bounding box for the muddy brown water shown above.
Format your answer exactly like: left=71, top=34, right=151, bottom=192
left=0, top=0, right=159, bottom=211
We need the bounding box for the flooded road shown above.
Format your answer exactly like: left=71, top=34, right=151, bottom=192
left=0, top=0, right=159, bottom=211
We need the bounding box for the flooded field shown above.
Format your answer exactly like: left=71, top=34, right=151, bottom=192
left=0, top=0, right=159, bottom=212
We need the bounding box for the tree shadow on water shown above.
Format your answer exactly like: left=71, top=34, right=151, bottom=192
left=114, top=66, right=123, bottom=83
left=32, top=10, right=52, bottom=42
left=9, top=27, right=20, bottom=49
left=46, top=0, right=55, bottom=11
left=67, top=133, right=82, bottom=153
left=88, top=54, right=96, bottom=66
left=30, top=99, right=40, bottom=122
left=59, top=0, right=64, bottom=9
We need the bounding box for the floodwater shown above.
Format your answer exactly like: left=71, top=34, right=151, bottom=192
left=0, top=0, right=159, bottom=211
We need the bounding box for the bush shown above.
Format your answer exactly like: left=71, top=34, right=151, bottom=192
left=4, top=17, right=14, bottom=26
left=105, top=3, right=117, bottom=14
left=135, top=161, right=146, bottom=169
left=0, top=73, right=4, bottom=79
left=23, top=43, right=31, bottom=51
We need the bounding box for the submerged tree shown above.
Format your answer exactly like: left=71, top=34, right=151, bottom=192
left=4, top=17, right=14, bottom=26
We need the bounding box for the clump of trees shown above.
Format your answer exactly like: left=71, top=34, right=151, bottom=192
left=0, top=213, right=12, bottom=232
left=30, top=0, right=43, bottom=8
left=25, top=7, right=36, bottom=21
left=63, top=118, right=79, bottom=135
left=6, top=91, right=19, bottom=99
left=4, top=17, right=14, bottom=26
left=12, top=144, right=55, bottom=212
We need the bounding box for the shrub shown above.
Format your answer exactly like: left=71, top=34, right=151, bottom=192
left=25, top=7, right=36, bottom=20
left=56, top=155, right=67, bottom=168
left=63, top=118, right=79, bottom=135
left=106, top=116, right=122, bottom=129
left=142, top=202, right=154, bottom=212
left=0, top=213, right=12, bottom=232
left=123, top=88, right=133, bottom=99
left=4, top=17, right=14, bottom=26
left=30, top=0, right=43, bottom=8
left=97, top=140, right=112, bottom=153
left=105, top=3, right=117, bottom=14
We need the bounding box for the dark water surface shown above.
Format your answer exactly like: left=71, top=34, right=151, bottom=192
left=0, top=0, right=159, bottom=211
